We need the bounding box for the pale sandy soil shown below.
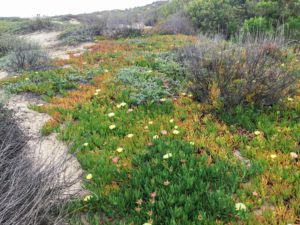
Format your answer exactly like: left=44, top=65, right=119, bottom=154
left=0, top=70, right=8, bottom=79
left=5, top=93, right=85, bottom=195
left=20, top=31, right=94, bottom=60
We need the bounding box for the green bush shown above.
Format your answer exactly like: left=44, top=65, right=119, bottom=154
left=4, top=40, right=50, bottom=72
left=179, top=36, right=298, bottom=109
left=117, top=66, right=181, bottom=105
left=98, top=139, right=256, bottom=224
left=242, top=17, right=273, bottom=35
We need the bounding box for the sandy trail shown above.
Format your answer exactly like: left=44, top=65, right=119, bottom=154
left=21, top=31, right=94, bottom=59
left=0, top=31, right=95, bottom=196
left=5, top=93, right=84, bottom=196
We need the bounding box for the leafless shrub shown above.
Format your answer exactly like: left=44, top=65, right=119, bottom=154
left=154, top=12, right=196, bottom=35
left=0, top=106, right=81, bottom=225
left=5, top=39, right=50, bottom=72
left=178, top=35, right=298, bottom=108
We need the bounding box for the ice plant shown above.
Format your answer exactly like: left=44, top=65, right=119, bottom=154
left=173, top=130, right=180, bottom=135
left=86, top=174, right=93, bottom=180
left=254, top=130, right=261, bottom=136
left=127, top=134, right=134, bottom=138
left=116, top=147, right=124, bottom=153
left=109, top=124, right=116, bottom=130
left=83, top=195, right=93, bottom=202
left=290, top=152, right=298, bottom=159
left=112, top=156, right=119, bottom=164
left=108, top=112, right=115, bottom=117
left=235, top=203, right=246, bottom=211
left=163, top=153, right=172, bottom=159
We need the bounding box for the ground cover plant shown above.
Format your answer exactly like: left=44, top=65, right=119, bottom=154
left=1, top=34, right=299, bottom=224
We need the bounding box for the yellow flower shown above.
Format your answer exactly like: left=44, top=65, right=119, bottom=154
left=117, top=102, right=127, bottom=108
left=94, top=92, right=99, bottom=96
left=127, top=134, right=134, bottom=138
left=108, top=112, right=115, bottom=117
left=148, top=121, right=153, bottom=125
left=83, top=195, right=93, bottom=202
left=163, top=153, right=172, bottom=159
left=104, top=69, right=109, bottom=73
left=83, top=143, right=89, bottom=147
left=160, top=98, right=166, bottom=102
left=86, top=174, right=93, bottom=180
left=181, top=92, right=187, bottom=96
left=270, top=154, right=277, bottom=159
left=190, top=142, right=195, bottom=145
left=173, top=130, right=180, bottom=135
left=174, top=126, right=178, bottom=129
left=254, top=130, right=261, bottom=136
left=235, top=203, right=246, bottom=211
left=143, top=223, right=152, bottom=225
left=287, top=97, right=293, bottom=102
left=109, top=124, right=116, bottom=130
left=95, top=89, right=101, bottom=92
left=144, top=126, right=149, bottom=130
left=188, top=93, right=193, bottom=97
left=169, top=119, right=174, bottom=123
left=153, top=135, right=159, bottom=139
left=117, top=147, right=124, bottom=153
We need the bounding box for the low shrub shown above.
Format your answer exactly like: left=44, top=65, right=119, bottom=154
left=97, top=139, right=256, bottom=224
left=4, top=39, right=50, bottom=72
left=285, top=16, right=300, bottom=40
left=117, top=66, right=181, bottom=105
left=16, top=16, right=56, bottom=34
left=154, top=12, right=196, bottom=35
left=178, top=36, right=298, bottom=109
left=0, top=105, right=79, bottom=225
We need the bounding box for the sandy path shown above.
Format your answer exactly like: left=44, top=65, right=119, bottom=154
left=21, top=31, right=94, bottom=60
left=5, top=93, right=85, bottom=196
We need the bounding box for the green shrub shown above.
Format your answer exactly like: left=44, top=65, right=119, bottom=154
left=179, top=36, right=298, bottom=109
left=98, top=139, right=255, bottom=224
left=117, top=66, right=181, bottom=105
left=242, top=17, right=273, bottom=35
left=16, top=16, right=56, bottom=34
left=4, top=40, right=50, bottom=72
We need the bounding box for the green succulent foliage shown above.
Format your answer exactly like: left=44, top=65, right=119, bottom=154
left=5, top=67, right=102, bottom=97
left=97, top=139, right=256, bottom=224
left=117, top=66, right=181, bottom=105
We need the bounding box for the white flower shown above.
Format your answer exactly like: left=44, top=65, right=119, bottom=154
left=169, top=119, right=174, bottom=123
left=104, top=69, right=109, bottom=73
left=190, top=142, right=195, bottom=146
left=116, top=147, right=124, bottom=153
left=108, top=112, right=115, bottom=117
left=127, top=134, right=134, bottom=138
left=173, top=130, right=180, bottom=135
left=287, top=97, right=293, bottom=102
left=153, top=135, right=159, bottom=139
left=181, top=92, right=187, bottom=96
left=148, top=121, right=153, bottom=125
left=160, top=98, right=166, bottom=102
left=290, top=152, right=298, bottom=159
left=109, top=124, right=116, bottom=130
left=143, top=223, right=152, bottom=225
left=86, top=174, right=93, bottom=180
left=94, top=92, right=99, bottom=96
left=95, top=89, right=101, bottom=92
left=83, top=143, right=89, bottom=147
left=188, top=93, right=193, bottom=97
left=83, top=195, right=93, bottom=202
left=120, top=102, right=127, bottom=107
left=25, top=78, right=30, bottom=81
left=163, top=153, right=172, bottom=159
left=174, top=126, right=178, bottom=129
left=235, top=203, right=246, bottom=211
left=144, top=126, right=149, bottom=130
